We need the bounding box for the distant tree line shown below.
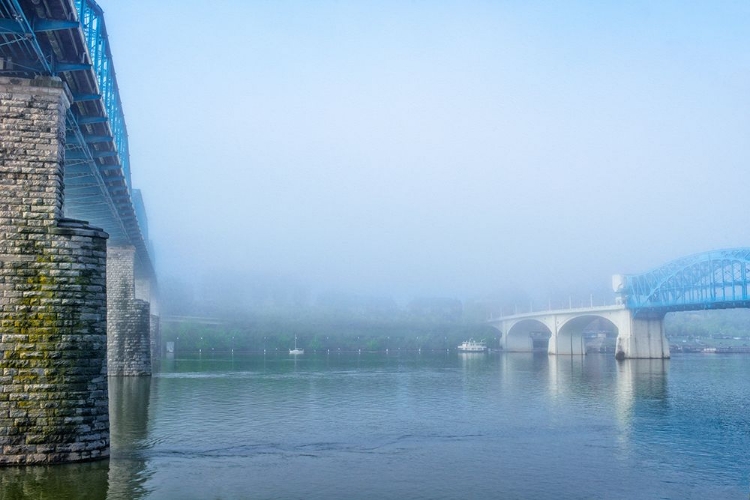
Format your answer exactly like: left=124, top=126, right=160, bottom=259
left=158, top=275, right=504, bottom=354
left=160, top=292, right=500, bottom=354
left=665, top=309, right=750, bottom=338
left=162, top=314, right=499, bottom=354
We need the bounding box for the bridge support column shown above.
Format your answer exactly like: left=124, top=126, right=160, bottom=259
left=0, top=77, right=110, bottom=464
left=549, top=329, right=586, bottom=355
left=504, top=331, right=534, bottom=351
left=107, top=246, right=151, bottom=376
left=135, top=277, right=160, bottom=363
left=615, top=312, right=670, bottom=360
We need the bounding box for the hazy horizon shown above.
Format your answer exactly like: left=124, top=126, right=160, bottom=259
left=96, top=1, right=750, bottom=305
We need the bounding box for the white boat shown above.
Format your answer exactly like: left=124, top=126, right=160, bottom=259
left=289, top=335, right=304, bottom=355
left=457, top=339, right=487, bottom=352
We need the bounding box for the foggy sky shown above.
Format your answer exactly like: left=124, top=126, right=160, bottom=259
left=96, top=1, right=750, bottom=303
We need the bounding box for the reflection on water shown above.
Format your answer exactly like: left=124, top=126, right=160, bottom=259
left=0, top=377, right=152, bottom=500
left=614, top=358, right=669, bottom=451
left=0, top=353, right=747, bottom=499
left=547, top=354, right=583, bottom=399
left=108, top=376, right=153, bottom=500
left=0, top=460, right=109, bottom=500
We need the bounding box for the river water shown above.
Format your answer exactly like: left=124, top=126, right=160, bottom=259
left=0, top=351, right=748, bottom=499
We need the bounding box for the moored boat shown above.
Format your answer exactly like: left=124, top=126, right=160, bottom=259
left=457, top=339, right=487, bottom=352
left=289, top=335, right=304, bottom=355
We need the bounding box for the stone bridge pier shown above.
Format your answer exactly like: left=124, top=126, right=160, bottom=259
left=0, top=76, right=160, bottom=465
left=0, top=77, right=110, bottom=464
left=135, top=272, right=161, bottom=366
left=106, top=246, right=155, bottom=376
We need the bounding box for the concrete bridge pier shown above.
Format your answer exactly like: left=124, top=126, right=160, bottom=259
left=0, top=77, right=110, bottom=464
left=504, top=329, right=534, bottom=351
left=106, top=246, right=152, bottom=376
left=615, top=314, right=669, bottom=360
left=548, top=326, right=587, bottom=355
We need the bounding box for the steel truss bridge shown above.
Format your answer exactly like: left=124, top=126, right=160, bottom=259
left=0, top=0, right=152, bottom=276
left=616, top=248, right=750, bottom=317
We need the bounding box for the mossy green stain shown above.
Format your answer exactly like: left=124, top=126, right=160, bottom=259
left=3, top=245, right=93, bottom=443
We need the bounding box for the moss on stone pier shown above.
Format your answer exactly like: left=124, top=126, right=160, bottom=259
left=0, top=77, right=110, bottom=465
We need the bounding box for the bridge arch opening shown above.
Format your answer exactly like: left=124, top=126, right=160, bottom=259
left=506, top=319, right=552, bottom=352
left=556, top=315, right=618, bottom=355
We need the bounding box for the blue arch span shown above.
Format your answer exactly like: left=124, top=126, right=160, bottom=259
left=620, top=248, right=750, bottom=316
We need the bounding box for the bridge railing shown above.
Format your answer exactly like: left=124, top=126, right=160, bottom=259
left=490, top=299, right=622, bottom=320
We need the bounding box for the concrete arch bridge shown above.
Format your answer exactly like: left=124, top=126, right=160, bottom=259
left=490, top=248, right=750, bottom=359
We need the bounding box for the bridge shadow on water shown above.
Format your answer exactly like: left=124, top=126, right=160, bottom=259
left=0, top=377, right=153, bottom=500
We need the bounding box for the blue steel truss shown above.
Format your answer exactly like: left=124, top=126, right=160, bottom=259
left=0, top=0, right=153, bottom=277
left=621, top=248, right=750, bottom=317
left=75, top=0, right=130, bottom=189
